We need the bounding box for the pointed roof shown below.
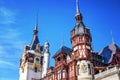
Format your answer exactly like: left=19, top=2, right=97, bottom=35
left=53, top=46, right=72, bottom=58
left=30, top=17, right=40, bottom=50
left=98, top=43, right=119, bottom=64
left=72, top=0, right=87, bottom=35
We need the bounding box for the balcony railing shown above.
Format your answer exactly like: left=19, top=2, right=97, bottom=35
left=95, top=66, right=120, bottom=80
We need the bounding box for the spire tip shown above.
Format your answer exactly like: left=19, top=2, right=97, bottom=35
left=110, top=31, right=115, bottom=44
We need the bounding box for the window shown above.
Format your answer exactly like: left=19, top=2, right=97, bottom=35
left=57, top=57, right=60, bottom=61
left=34, top=67, right=38, bottom=72
left=86, top=37, right=89, bottom=43
left=87, top=49, right=90, bottom=54
left=88, top=64, right=91, bottom=74
left=79, top=36, right=83, bottom=42
left=57, top=70, right=61, bottom=80
left=63, top=55, right=66, bottom=60
left=36, top=58, right=39, bottom=62
left=62, top=69, right=65, bottom=78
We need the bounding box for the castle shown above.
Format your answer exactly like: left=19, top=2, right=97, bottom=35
left=19, top=0, right=120, bottom=80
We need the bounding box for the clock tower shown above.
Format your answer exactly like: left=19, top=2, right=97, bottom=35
left=71, top=0, right=93, bottom=80
left=19, top=18, right=43, bottom=80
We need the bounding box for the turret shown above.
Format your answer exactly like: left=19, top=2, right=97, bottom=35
left=70, top=0, right=94, bottom=80
left=19, top=17, right=43, bottom=80
left=42, top=42, right=50, bottom=78
left=71, top=0, right=92, bottom=61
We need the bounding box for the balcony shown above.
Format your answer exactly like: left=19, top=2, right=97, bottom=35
left=95, top=66, right=120, bottom=80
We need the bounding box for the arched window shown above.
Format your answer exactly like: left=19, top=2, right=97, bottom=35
left=34, top=67, right=38, bottom=72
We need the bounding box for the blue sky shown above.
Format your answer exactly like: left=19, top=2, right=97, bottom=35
left=0, top=0, right=120, bottom=80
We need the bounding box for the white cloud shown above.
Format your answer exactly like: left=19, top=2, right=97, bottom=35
left=0, top=7, right=16, bottom=24
left=0, top=60, right=17, bottom=68
left=0, top=29, right=20, bottom=40
left=0, top=28, right=24, bottom=58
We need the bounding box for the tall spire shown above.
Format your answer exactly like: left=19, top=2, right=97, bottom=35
left=76, top=0, right=80, bottom=16
left=34, top=12, right=39, bottom=35
left=30, top=14, right=40, bottom=50
left=75, top=0, right=82, bottom=21
left=111, top=31, right=115, bottom=44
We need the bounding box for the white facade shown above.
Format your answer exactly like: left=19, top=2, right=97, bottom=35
left=42, top=42, right=50, bottom=78
left=77, top=60, right=93, bottom=80
left=19, top=48, right=43, bottom=80
left=95, top=66, right=120, bottom=80
left=19, top=62, right=42, bottom=80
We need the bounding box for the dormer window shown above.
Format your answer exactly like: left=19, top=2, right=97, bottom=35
left=57, top=57, right=60, bottom=61
left=63, top=55, right=66, bottom=60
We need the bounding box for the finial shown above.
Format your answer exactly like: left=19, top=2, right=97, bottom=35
left=76, top=0, right=80, bottom=16
left=110, top=31, right=115, bottom=44
left=75, top=0, right=82, bottom=22
left=35, top=11, right=39, bottom=30
left=34, top=12, right=39, bottom=35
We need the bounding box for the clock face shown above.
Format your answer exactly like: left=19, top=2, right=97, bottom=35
left=36, top=57, right=39, bottom=63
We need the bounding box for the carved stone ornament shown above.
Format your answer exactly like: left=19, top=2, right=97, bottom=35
left=80, top=63, right=87, bottom=73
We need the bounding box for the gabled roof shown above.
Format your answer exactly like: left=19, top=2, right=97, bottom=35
left=98, top=43, right=119, bottom=64
left=53, top=46, right=72, bottom=58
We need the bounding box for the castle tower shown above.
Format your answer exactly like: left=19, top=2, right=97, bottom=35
left=70, top=0, right=93, bottom=80
left=42, top=42, right=50, bottom=78
left=19, top=18, right=43, bottom=80
left=53, top=46, right=72, bottom=80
